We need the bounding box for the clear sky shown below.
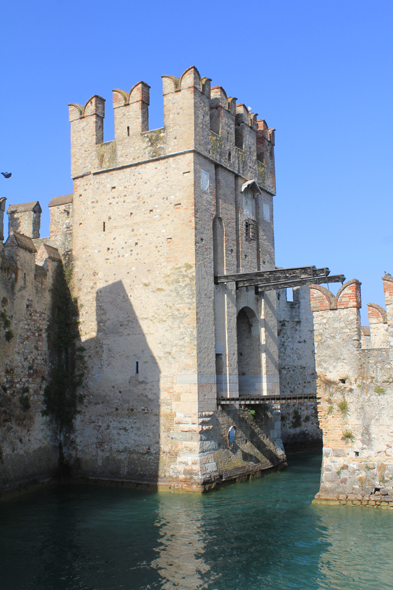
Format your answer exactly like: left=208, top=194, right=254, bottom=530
left=1, top=0, right=392, bottom=323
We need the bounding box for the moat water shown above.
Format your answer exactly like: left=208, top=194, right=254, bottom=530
left=1, top=453, right=393, bottom=590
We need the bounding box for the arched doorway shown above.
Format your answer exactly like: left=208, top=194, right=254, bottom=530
left=237, top=307, right=262, bottom=396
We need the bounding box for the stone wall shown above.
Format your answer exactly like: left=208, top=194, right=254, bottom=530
left=66, top=66, right=284, bottom=490
left=48, top=194, right=73, bottom=262
left=0, top=233, right=60, bottom=493
left=0, top=66, right=285, bottom=495
left=7, top=202, right=42, bottom=239
left=311, top=276, right=393, bottom=506
left=276, top=286, right=321, bottom=451
left=280, top=400, right=321, bottom=452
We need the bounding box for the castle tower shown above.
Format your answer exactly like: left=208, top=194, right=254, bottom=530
left=67, top=67, right=282, bottom=490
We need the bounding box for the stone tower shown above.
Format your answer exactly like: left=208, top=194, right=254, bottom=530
left=68, top=66, right=283, bottom=490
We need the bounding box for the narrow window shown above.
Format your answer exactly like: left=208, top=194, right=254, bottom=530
left=245, top=219, right=258, bottom=241
left=127, top=126, right=130, bottom=136
left=135, top=361, right=139, bottom=374
left=103, top=222, right=106, bottom=232
left=215, top=353, right=224, bottom=375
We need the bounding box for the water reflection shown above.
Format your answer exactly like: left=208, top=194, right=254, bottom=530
left=1, top=454, right=393, bottom=590
left=151, top=456, right=325, bottom=590
left=152, top=495, right=213, bottom=589
left=315, top=504, right=393, bottom=590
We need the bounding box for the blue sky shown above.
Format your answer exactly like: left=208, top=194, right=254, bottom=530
left=1, top=0, right=392, bottom=323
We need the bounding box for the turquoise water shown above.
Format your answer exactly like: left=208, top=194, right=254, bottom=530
left=1, top=453, right=393, bottom=590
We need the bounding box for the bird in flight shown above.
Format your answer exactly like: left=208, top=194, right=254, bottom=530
left=1, top=172, right=12, bottom=178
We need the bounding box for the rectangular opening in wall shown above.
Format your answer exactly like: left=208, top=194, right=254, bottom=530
left=103, top=222, right=106, bottom=232
left=215, top=353, right=224, bottom=375
left=135, top=361, right=139, bottom=374
left=216, top=353, right=224, bottom=396
left=245, top=219, right=258, bottom=241
left=286, top=288, right=293, bottom=302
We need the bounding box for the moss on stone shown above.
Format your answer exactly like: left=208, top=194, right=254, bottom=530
left=210, top=132, right=222, bottom=161
left=257, top=161, right=266, bottom=187
left=374, top=386, right=386, bottom=394
left=1, top=308, right=13, bottom=342
left=42, top=263, right=85, bottom=470
left=291, top=409, right=302, bottom=428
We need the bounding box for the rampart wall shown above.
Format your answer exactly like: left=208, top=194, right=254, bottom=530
left=0, top=198, right=73, bottom=494
left=311, top=276, right=393, bottom=506
left=0, top=233, right=57, bottom=491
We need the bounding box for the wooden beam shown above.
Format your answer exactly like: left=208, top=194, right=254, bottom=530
left=309, top=274, right=345, bottom=286
left=255, top=274, right=345, bottom=293
left=215, top=265, right=329, bottom=285
left=237, top=268, right=329, bottom=288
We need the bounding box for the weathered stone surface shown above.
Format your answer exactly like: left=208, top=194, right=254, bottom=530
left=0, top=236, right=60, bottom=493
left=309, top=277, right=393, bottom=502
left=1, top=67, right=285, bottom=494
left=277, top=286, right=322, bottom=451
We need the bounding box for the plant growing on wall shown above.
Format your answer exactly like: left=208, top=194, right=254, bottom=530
left=19, top=386, right=31, bottom=411
left=0, top=308, right=14, bottom=342
left=342, top=430, right=355, bottom=442
left=291, top=409, right=302, bottom=428
left=338, top=398, right=348, bottom=415
left=42, top=263, right=85, bottom=473
left=374, top=386, right=386, bottom=394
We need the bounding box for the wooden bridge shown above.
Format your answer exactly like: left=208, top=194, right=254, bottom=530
left=218, top=394, right=317, bottom=405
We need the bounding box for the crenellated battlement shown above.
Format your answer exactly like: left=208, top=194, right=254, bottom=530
left=0, top=197, right=6, bottom=242
left=68, top=66, right=276, bottom=194
left=113, top=82, right=150, bottom=137
left=309, top=276, right=393, bottom=351
left=310, top=279, right=361, bottom=312
left=1, top=195, right=73, bottom=266
left=161, top=66, right=211, bottom=96
left=2, top=231, right=60, bottom=288
left=7, top=201, right=42, bottom=239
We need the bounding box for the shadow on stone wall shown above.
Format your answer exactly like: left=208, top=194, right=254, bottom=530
left=280, top=401, right=322, bottom=454
left=71, top=280, right=161, bottom=485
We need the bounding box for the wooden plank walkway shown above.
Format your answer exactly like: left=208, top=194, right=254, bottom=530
left=218, top=394, right=317, bottom=405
